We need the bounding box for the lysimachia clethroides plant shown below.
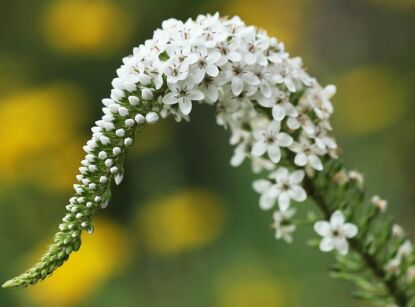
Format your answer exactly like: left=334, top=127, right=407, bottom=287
left=3, top=13, right=414, bottom=306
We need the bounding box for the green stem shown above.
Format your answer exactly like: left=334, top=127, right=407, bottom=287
left=304, top=169, right=410, bottom=306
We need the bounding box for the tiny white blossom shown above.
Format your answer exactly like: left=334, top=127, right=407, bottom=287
left=314, top=211, right=358, bottom=255
left=253, top=167, right=306, bottom=211
left=225, top=62, right=259, bottom=96
left=371, top=195, right=388, bottom=212
left=215, top=40, right=242, bottom=66
left=307, top=85, right=335, bottom=120
left=392, top=224, right=405, bottom=237
left=273, top=208, right=296, bottom=243
left=162, top=80, right=205, bottom=115
left=164, top=63, right=189, bottom=84
left=191, top=47, right=221, bottom=83
left=290, top=137, right=324, bottom=171
left=251, top=121, right=293, bottom=163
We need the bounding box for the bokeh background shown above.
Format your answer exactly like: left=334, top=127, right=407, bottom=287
left=0, top=0, right=414, bottom=306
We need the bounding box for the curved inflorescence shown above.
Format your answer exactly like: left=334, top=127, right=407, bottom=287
left=3, top=13, right=414, bottom=306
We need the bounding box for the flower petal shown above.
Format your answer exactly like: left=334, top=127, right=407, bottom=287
left=162, top=92, right=178, bottom=105
left=244, top=53, right=256, bottom=65
left=206, top=64, right=219, bottom=77
left=309, top=155, right=323, bottom=171
left=343, top=223, right=358, bottom=238
left=207, top=51, right=221, bottom=64
left=330, top=211, right=345, bottom=228
left=259, top=192, right=275, bottom=210
left=287, top=117, right=300, bottom=130
left=252, top=179, right=272, bottom=193
left=294, top=152, right=308, bottom=166
left=243, top=72, right=260, bottom=85
left=251, top=141, right=267, bottom=156
left=278, top=192, right=290, bottom=211
left=179, top=98, right=192, bottom=115
left=268, top=120, right=281, bottom=134
left=289, top=170, right=304, bottom=184
left=231, top=77, right=244, bottom=96
left=314, top=221, right=331, bottom=237
left=260, top=82, right=272, bottom=98
left=289, top=185, right=307, bottom=202
left=319, top=237, right=334, bottom=252
left=271, top=167, right=289, bottom=182
left=334, top=238, right=349, bottom=255
left=272, top=105, right=286, bottom=121
left=276, top=133, right=293, bottom=147
left=267, top=145, right=281, bottom=163
left=228, top=51, right=241, bottom=62
left=189, top=89, right=204, bottom=101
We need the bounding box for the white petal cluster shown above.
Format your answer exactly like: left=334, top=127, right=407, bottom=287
left=314, top=211, right=358, bottom=255
left=62, top=13, right=339, bottom=246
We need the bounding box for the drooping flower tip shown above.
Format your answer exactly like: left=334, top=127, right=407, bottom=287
left=2, top=279, right=17, bottom=289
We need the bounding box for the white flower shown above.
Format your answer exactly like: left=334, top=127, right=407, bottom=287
left=392, top=224, right=404, bottom=237
left=251, top=156, right=274, bottom=174
left=191, top=47, right=221, bottom=83
left=268, top=168, right=306, bottom=210
left=286, top=105, right=316, bottom=135
left=162, top=80, right=204, bottom=115
left=10, top=14, right=350, bottom=287
left=225, top=62, right=260, bottom=96
left=251, top=66, right=275, bottom=98
left=314, top=211, right=358, bottom=255
left=313, top=129, right=337, bottom=154
left=385, top=257, right=401, bottom=274
left=145, top=57, right=164, bottom=89
left=253, top=167, right=306, bottom=211
left=251, top=121, right=293, bottom=163
left=290, top=137, right=325, bottom=171
left=165, top=45, right=198, bottom=67
left=240, top=31, right=269, bottom=66
left=348, top=170, right=364, bottom=189
left=198, top=20, right=228, bottom=47
left=215, top=40, right=242, bottom=66
left=199, top=75, right=224, bottom=103
left=385, top=240, right=413, bottom=274
left=307, top=85, right=335, bottom=120
left=164, top=62, right=189, bottom=84
left=370, top=195, right=388, bottom=212
left=397, top=240, right=413, bottom=259
left=257, top=88, right=298, bottom=121
left=273, top=208, right=296, bottom=243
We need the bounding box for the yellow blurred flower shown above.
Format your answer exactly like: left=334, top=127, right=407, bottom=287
left=215, top=262, right=289, bottom=307
left=27, top=218, right=129, bottom=307
left=137, top=189, right=226, bottom=256
left=42, top=0, right=133, bottom=55
left=223, top=0, right=309, bottom=48
left=0, top=84, right=88, bottom=191
left=333, top=66, right=407, bottom=135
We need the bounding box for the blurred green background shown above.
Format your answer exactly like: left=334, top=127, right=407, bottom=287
left=0, top=0, right=414, bottom=306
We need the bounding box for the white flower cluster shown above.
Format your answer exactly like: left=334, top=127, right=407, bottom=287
left=62, top=13, right=339, bottom=253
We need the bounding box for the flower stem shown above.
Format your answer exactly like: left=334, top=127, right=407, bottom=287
left=304, top=166, right=410, bottom=306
